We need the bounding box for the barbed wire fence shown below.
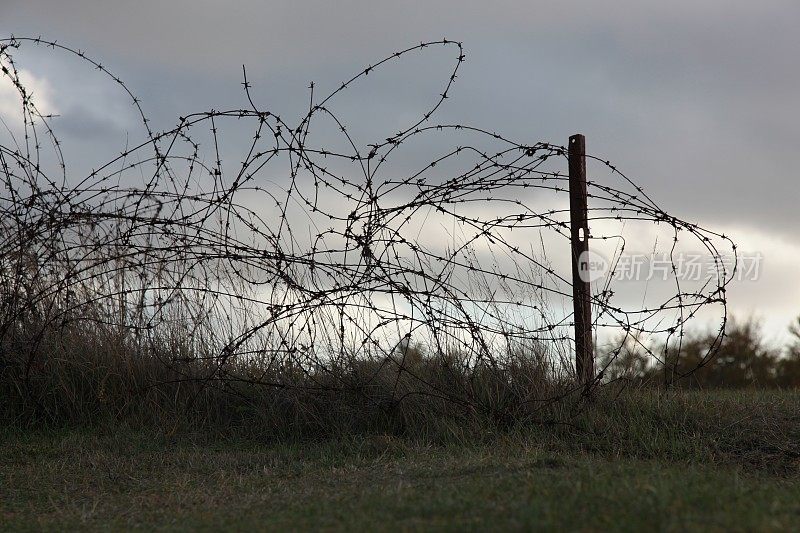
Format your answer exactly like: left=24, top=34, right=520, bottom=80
left=0, top=37, right=736, bottom=423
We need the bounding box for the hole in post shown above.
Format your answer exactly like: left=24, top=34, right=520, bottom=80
left=578, top=227, right=585, bottom=241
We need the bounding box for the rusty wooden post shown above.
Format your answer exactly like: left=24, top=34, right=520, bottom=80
left=568, top=134, right=594, bottom=386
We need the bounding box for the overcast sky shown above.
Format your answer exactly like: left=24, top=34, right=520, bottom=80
left=3, top=0, right=799, bottom=342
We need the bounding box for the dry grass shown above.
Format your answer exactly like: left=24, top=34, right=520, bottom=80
left=1, top=319, right=573, bottom=441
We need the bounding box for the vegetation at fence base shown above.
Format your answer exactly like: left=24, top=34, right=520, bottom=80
left=3, top=314, right=800, bottom=439
left=2, top=392, right=799, bottom=531
left=0, top=316, right=574, bottom=440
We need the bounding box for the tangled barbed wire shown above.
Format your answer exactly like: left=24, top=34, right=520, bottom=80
left=0, top=37, right=735, bottom=418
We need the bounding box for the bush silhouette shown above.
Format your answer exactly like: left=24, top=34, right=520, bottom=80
left=602, top=316, right=800, bottom=388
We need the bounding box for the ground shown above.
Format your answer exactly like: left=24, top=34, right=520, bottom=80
left=2, top=415, right=800, bottom=531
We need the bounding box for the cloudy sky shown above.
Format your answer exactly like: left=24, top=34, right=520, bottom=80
left=3, top=0, right=799, bottom=342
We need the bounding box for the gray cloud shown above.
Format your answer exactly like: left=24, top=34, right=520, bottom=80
left=55, top=103, right=123, bottom=139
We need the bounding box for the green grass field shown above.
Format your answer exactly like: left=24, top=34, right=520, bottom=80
left=3, top=390, right=799, bottom=531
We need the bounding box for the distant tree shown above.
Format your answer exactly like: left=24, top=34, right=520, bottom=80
left=685, top=318, right=779, bottom=388
left=775, top=316, right=800, bottom=388
left=788, top=316, right=800, bottom=356
left=601, top=317, right=793, bottom=388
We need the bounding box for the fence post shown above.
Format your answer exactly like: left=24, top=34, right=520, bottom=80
left=568, top=134, right=594, bottom=387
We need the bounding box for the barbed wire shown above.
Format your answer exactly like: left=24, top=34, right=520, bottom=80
left=0, top=36, right=736, bottom=416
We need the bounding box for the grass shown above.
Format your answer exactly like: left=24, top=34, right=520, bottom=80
left=3, top=390, right=800, bottom=531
